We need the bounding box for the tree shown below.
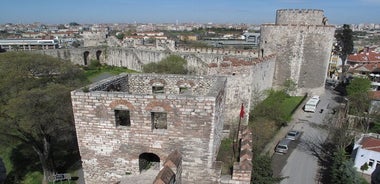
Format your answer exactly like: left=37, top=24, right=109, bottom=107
left=346, top=77, right=372, bottom=132
left=334, top=24, right=354, bottom=83
left=331, top=149, right=361, bottom=184
left=360, top=162, right=369, bottom=176
left=0, top=52, right=88, bottom=183
left=0, top=46, right=5, bottom=53
left=251, top=155, right=283, bottom=184
left=142, top=55, right=188, bottom=74
left=115, top=32, right=125, bottom=40
left=57, top=24, right=66, bottom=29
left=282, top=79, right=297, bottom=96
left=69, top=22, right=80, bottom=26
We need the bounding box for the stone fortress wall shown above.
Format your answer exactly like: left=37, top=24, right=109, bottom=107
left=260, top=9, right=335, bottom=95
left=35, top=46, right=273, bottom=125
left=38, top=8, right=334, bottom=183
left=71, top=74, right=227, bottom=183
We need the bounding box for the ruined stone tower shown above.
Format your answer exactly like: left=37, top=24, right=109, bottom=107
left=71, top=74, right=227, bottom=183
left=260, top=9, right=336, bottom=95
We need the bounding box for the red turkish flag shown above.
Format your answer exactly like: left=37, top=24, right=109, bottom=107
left=240, top=104, right=245, bottom=119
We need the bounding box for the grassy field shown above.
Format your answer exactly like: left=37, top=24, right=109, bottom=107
left=279, top=96, right=305, bottom=121
left=84, top=65, right=138, bottom=82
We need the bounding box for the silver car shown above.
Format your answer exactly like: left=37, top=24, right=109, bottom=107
left=275, top=138, right=292, bottom=154
left=285, top=130, right=301, bottom=140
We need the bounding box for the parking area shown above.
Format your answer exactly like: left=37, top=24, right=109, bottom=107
left=269, top=88, right=340, bottom=183
left=272, top=138, right=301, bottom=177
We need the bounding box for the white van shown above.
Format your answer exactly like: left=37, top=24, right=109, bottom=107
left=275, top=138, right=292, bottom=154
left=304, top=95, right=320, bottom=113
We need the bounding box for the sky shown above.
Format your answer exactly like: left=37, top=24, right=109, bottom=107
left=1, top=0, right=380, bottom=25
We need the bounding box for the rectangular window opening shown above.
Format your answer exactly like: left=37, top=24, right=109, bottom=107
left=115, top=109, right=131, bottom=126
left=151, top=112, right=167, bottom=129
left=369, top=159, right=374, bottom=167
left=152, top=86, right=164, bottom=94
left=179, top=87, right=189, bottom=94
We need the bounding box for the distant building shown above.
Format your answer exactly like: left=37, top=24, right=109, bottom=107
left=0, top=39, right=59, bottom=50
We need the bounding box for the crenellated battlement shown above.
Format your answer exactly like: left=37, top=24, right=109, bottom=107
left=276, top=9, right=324, bottom=13
left=175, top=46, right=258, bottom=57
left=276, top=9, right=325, bottom=25
left=208, top=54, right=275, bottom=68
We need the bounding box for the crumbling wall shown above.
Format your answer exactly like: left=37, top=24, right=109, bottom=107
left=71, top=74, right=227, bottom=183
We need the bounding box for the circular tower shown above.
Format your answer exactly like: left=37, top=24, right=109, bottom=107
left=276, top=9, right=325, bottom=25
left=260, top=9, right=335, bottom=95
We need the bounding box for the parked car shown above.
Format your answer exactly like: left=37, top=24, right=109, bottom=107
left=285, top=130, right=301, bottom=140
left=275, top=138, right=292, bottom=154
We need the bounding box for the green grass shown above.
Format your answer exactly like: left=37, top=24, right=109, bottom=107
left=216, top=138, right=235, bottom=174
left=84, top=65, right=138, bottom=81
left=22, top=171, right=43, bottom=184
left=279, top=96, right=304, bottom=121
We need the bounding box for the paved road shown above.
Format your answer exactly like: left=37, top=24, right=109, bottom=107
left=273, top=88, right=340, bottom=184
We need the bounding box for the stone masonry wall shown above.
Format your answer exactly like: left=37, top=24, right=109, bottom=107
left=260, top=23, right=335, bottom=95
left=207, top=55, right=276, bottom=126
left=35, top=45, right=274, bottom=126
left=71, top=74, right=227, bottom=184
left=276, top=9, right=324, bottom=25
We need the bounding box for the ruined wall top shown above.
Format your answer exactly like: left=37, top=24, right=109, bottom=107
left=80, top=73, right=226, bottom=97
left=276, top=9, right=325, bottom=25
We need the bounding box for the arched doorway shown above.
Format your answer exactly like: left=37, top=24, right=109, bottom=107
left=139, top=152, right=160, bottom=172
left=83, top=51, right=90, bottom=65
left=96, top=50, right=102, bottom=60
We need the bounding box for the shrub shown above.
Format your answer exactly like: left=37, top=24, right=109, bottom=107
left=142, top=55, right=187, bottom=74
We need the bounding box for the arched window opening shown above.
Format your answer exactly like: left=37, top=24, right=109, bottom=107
left=83, top=51, right=90, bottom=65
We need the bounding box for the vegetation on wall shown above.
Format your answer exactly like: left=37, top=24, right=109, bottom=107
left=83, top=59, right=138, bottom=82
left=142, top=55, right=188, bottom=74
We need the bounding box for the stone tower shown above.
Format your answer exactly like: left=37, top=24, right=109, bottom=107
left=260, top=9, right=336, bottom=95
left=71, top=73, right=226, bottom=183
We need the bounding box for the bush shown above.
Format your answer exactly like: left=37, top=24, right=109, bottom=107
left=142, top=55, right=187, bottom=74
left=21, top=171, right=43, bottom=184
left=251, top=90, right=304, bottom=125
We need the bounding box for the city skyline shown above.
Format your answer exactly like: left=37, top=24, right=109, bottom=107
left=1, top=0, right=380, bottom=25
